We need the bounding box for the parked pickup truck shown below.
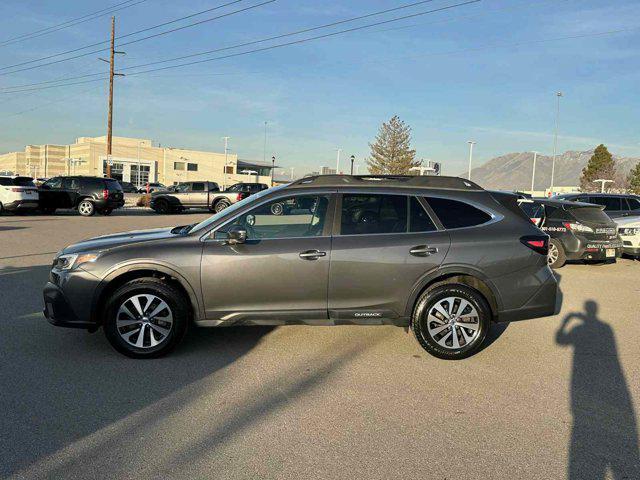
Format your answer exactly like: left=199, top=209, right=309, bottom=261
left=150, top=181, right=254, bottom=214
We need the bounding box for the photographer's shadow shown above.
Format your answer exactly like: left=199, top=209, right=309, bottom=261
left=556, top=301, right=640, bottom=479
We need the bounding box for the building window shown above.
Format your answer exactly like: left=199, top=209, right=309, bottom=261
left=224, top=165, right=234, bottom=174
left=187, top=163, right=198, bottom=172
left=174, top=162, right=185, bottom=171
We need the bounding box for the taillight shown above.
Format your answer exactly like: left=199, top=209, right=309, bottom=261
left=236, top=193, right=245, bottom=202
left=520, top=235, right=549, bottom=255
left=10, top=187, right=24, bottom=192
left=563, top=221, right=593, bottom=233
left=103, top=189, right=109, bottom=200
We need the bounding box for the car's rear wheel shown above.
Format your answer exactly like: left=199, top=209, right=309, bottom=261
left=412, top=284, right=491, bottom=360
left=154, top=199, right=170, bottom=214
left=547, top=239, right=566, bottom=269
left=214, top=200, right=230, bottom=213
left=103, top=278, right=189, bottom=358
left=0, top=202, right=3, bottom=215
left=78, top=199, right=95, bottom=216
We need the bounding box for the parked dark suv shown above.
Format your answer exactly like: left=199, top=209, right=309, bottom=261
left=555, top=193, right=640, bottom=218
left=38, top=176, right=125, bottom=216
left=518, top=198, right=622, bottom=268
left=43, top=175, right=558, bottom=360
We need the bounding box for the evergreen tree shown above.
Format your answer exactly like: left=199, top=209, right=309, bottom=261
left=366, top=115, right=419, bottom=174
left=627, top=161, right=640, bottom=195
left=579, top=144, right=616, bottom=192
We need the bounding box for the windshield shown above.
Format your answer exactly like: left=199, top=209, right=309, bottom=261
left=190, top=185, right=287, bottom=233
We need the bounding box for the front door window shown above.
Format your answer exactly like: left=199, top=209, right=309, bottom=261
left=217, top=194, right=329, bottom=240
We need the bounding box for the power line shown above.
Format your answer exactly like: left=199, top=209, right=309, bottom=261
left=0, top=0, right=148, bottom=48
left=0, top=0, right=449, bottom=88
left=0, top=0, right=268, bottom=75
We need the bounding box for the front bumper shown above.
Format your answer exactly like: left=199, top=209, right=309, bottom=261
left=4, top=199, right=39, bottom=211
left=43, top=268, right=101, bottom=330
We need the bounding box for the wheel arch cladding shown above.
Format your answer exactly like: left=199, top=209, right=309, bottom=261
left=93, top=268, right=198, bottom=325
left=407, top=273, right=499, bottom=324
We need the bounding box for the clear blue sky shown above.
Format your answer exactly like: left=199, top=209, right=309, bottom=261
left=0, top=0, right=638, bottom=176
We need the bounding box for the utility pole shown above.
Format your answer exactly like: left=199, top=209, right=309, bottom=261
left=336, top=148, right=341, bottom=174
left=467, top=141, right=476, bottom=180
left=222, top=136, right=230, bottom=189
left=531, top=151, right=538, bottom=193
left=550, top=91, right=563, bottom=193
left=102, top=16, right=125, bottom=178
left=290, top=167, right=295, bottom=180
left=350, top=155, right=355, bottom=175
left=263, top=121, right=267, bottom=163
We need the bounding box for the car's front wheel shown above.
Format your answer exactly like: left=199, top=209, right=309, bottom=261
left=412, top=284, right=491, bottom=360
left=103, top=278, right=189, bottom=358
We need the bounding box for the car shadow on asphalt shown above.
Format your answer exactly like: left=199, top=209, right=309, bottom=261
left=0, top=263, right=272, bottom=478
left=556, top=300, right=640, bottom=479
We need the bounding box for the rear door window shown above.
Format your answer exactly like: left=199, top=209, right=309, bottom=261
left=426, top=197, right=492, bottom=229
left=627, top=198, right=640, bottom=210
left=340, top=194, right=407, bottom=235
left=12, top=177, right=36, bottom=187
left=191, top=182, right=206, bottom=192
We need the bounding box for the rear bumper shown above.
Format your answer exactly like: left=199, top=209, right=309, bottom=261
left=622, top=245, right=640, bottom=258
left=496, top=271, right=558, bottom=323
left=563, top=235, right=623, bottom=261
left=3, top=199, right=39, bottom=211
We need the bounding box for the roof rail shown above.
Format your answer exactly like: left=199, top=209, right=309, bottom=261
left=290, top=174, right=483, bottom=191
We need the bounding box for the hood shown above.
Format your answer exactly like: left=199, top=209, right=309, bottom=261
left=615, top=215, right=640, bottom=228
left=61, top=227, right=179, bottom=255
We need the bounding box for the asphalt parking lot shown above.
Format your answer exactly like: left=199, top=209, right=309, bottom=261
left=1, top=211, right=639, bottom=480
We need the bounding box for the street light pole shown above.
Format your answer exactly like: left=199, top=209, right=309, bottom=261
left=271, top=155, right=275, bottom=187
left=336, top=148, right=341, bottom=174
left=467, top=141, right=476, bottom=180
left=593, top=179, right=613, bottom=193
left=350, top=155, right=355, bottom=175
left=550, top=91, right=563, bottom=193
left=531, top=151, right=538, bottom=193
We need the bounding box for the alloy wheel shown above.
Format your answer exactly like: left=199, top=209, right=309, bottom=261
left=426, top=296, right=481, bottom=350
left=548, top=243, right=559, bottom=265
left=78, top=201, right=94, bottom=216
left=116, top=294, right=174, bottom=349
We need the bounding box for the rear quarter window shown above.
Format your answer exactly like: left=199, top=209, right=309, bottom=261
left=426, top=197, right=492, bottom=229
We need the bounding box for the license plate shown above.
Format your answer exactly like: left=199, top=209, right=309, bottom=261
left=606, top=248, right=615, bottom=258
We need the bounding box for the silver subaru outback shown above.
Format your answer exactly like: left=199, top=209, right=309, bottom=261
left=43, top=175, right=558, bottom=360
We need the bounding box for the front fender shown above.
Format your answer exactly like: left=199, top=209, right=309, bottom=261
left=91, top=260, right=204, bottom=323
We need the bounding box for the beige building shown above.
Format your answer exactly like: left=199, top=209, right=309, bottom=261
left=0, top=136, right=274, bottom=188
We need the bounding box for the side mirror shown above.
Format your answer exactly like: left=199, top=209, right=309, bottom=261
left=226, top=226, right=247, bottom=245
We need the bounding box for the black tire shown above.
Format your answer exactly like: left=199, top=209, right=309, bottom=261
left=103, top=278, right=190, bottom=359
left=154, top=199, right=170, bottom=214
left=77, top=199, right=95, bottom=216
left=214, top=200, right=230, bottom=213
left=548, top=238, right=566, bottom=269
left=100, top=208, right=113, bottom=216
left=0, top=202, right=3, bottom=215
left=411, top=284, right=491, bottom=360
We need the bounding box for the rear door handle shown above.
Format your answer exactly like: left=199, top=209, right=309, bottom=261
left=299, top=249, right=327, bottom=260
left=410, top=245, right=438, bottom=257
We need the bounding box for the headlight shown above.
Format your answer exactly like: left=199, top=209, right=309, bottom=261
left=53, top=252, right=100, bottom=271
left=619, top=227, right=639, bottom=236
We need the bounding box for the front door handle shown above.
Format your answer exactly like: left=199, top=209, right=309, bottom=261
left=410, top=245, right=438, bottom=257
left=299, top=249, right=326, bottom=260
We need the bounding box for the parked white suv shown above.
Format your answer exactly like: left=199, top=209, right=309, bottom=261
left=615, top=215, right=640, bottom=258
left=0, top=175, right=39, bottom=214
